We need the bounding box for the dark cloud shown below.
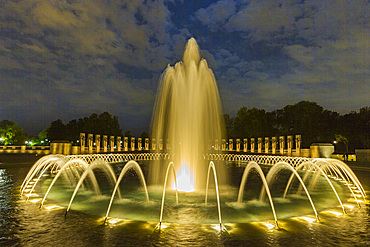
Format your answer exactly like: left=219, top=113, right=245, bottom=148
left=0, top=0, right=369, bottom=135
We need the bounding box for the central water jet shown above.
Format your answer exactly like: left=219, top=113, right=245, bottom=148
left=150, top=38, right=226, bottom=191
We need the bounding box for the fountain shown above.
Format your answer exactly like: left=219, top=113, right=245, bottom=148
left=150, top=38, right=226, bottom=192
left=19, top=39, right=367, bottom=237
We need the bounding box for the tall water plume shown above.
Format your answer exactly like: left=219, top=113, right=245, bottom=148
left=150, top=38, right=226, bottom=191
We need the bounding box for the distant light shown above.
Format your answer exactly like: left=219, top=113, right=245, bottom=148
left=333, top=141, right=337, bottom=144
left=29, top=141, right=32, bottom=145
left=0, top=137, right=3, bottom=141
left=25, top=141, right=28, bottom=144
left=41, top=141, right=44, bottom=144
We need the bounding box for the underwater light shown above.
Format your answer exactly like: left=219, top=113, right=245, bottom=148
left=296, top=216, right=316, bottom=223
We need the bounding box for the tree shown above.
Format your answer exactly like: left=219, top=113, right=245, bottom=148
left=0, top=120, right=27, bottom=145
left=335, top=134, right=349, bottom=154
left=45, top=112, right=123, bottom=142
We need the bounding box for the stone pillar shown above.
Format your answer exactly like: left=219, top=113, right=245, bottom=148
left=110, top=136, right=115, bottom=152
left=295, top=135, right=301, bottom=156
left=124, top=137, right=129, bottom=152
left=258, top=138, right=262, bottom=153
left=215, top=139, right=219, bottom=151
left=88, top=134, right=93, bottom=154
left=95, top=134, right=101, bottom=153
left=236, top=139, right=241, bottom=152
left=145, top=138, right=149, bottom=151
left=103, top=135, right=108, bottom=152
left=279, top=136, right=285, bottom=155
left=138, top=138, right=142, bottom=150
left=131, top=137, right=135, bottom=151
left=271, top=137, right=277, bottom=154
left=222, top=139, right=226, bottom=151
left=166, top=139, right=170, bottom=150
left=159, top=139, right=163, bottom=150
left=287, top=135, right=293, bottom=156
left=243, top=138, right=248, bottom=152
left=251, top=138, right=255, bottom=153
left=116, top=136, right=122, bottom=152
left=80, top=133, right=85, bottom=154
left=264, top=137, right=269, bottom=153
left=152, top=138, right=156, bottom=150
left=229, top=139, right=233, bottom=151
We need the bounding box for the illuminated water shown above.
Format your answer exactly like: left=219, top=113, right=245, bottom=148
left=1, top=156, right=369, bottom=246
left=150, top=38, right=226, bottom=191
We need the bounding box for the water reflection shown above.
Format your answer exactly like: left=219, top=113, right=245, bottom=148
left=1, top=162, right=369, bottom=246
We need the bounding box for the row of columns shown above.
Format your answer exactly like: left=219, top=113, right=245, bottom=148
left=80, top=133, right=301, bottom=155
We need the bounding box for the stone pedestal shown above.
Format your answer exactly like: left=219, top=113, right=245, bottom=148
left=287, top=135, right=293, bottom=156
left=236, top=139, right=241, bottom=152
left=116, top=136, right=121, bottom=152
left=80, top=133, right=86, bottom=154
left=159, top=139, right=163, bottom=150
left=131, top=137, right=135, bottom=151
left=279, top=136, right=285, bottom=155
left=251, top=138, right=255, bottom=153
left=310, top=143, right=334, bottom=158
left=258, top=138, right=262, bottom=153
left=110, top=136, right=115, bottom=152
left=215, top=139, right=219, bottom=150
left=229, top=139, right=233, bottom=151
left=138, top=138, right=142, bottom=150
left=222, top=139, right=226, bottom=151
left=88, top=134, right=93, bottom=154
left=295, top=135, right=301, bottom=156
left=271, top=137, right=277, bottom=154
left=145, top=138, right=149, bottom=150
left=166, top=139, right=170, bottom=150
left=152, top=138, right=156, bottom=150
left=264, top=137, right=269, bottom=153
left=103, top=135, right=108, bottom=152
left=243, top=138, right=248, bottom=152
left=96, top=134, right=101, bottom=153
left=124, top=137, right=128, bottom=151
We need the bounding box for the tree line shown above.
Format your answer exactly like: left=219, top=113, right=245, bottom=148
left=45, top=112, right=122, bottom=143
left=1, top=102, right=368, bottom=153
left=225, top=101, right=369, bottom=151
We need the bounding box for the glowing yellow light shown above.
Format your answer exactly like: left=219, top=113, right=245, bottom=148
left=29, top=198, right=42, bottom=203
left=26, top=193, right=38, bottom=197
left=263, top=222, right=276, bottom=229
left=23, top=189, right=31, bottom=192
left=343, top=204, right=355, bottom=209
left=172, top=164, right=195, bottom=192
left=211, top=224, right=227, bottom=232
left=324, top=211, right=342, bottom=216
left=108, top=218, right=121, bottom=224
left=45, top=205, right=63, bottom=210
left=159, top=224, right=168, bottom=229
left=297, top=217, right=316, bottom=223
left=354, top=199, right=365, bottom=203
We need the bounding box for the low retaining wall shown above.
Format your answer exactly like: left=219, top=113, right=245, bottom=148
left=355, top=149, right=370, bottom=162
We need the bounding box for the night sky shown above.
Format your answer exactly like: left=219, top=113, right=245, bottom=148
left=1, top=0, right=369, bottom=136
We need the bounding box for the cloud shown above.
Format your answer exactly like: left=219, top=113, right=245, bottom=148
left=195, top=0, right=237, bottom=31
